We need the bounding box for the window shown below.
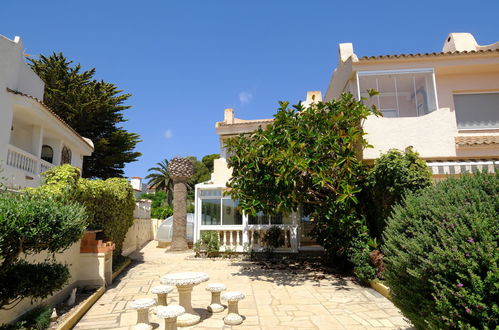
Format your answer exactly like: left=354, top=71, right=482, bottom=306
left=453, top=93, right=499, bottom=129
left=357, top=69, right=438, bottom=118
left=200, top=189, right=242, bottom=226
left=248, top=211, right=292, bottom=225
left=201, top=199, right=221, bottom=225
left=41, top=145, right=54, bottom=163
left=61, top=146, right=72, bottom=164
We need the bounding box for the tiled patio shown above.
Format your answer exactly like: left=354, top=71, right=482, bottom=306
left=75, top=241, right=412, bottom=329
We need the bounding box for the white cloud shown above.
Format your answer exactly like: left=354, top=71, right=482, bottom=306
left=239, top=91, right=253, bottom=105
left=164, top=129, right=173, bottom=139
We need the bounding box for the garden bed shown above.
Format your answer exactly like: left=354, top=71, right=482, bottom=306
left=49, top=287, right=103, bottom=330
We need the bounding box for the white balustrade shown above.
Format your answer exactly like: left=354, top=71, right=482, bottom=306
left=247, top=225, right=297, bottom=251
left=6, top=145, right=38, bottom=174
left=199, top=225, right=297, bottom=253
left=40, top=159, right=55, bottom=174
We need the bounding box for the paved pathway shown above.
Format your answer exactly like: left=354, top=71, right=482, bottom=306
left=75, top=241, right=412, bottom=329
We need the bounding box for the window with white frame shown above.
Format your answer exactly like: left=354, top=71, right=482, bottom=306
left=453, top=93, right=499, bottom=130
left=248, top=211, right=293, bottom=225
left=199, top=189, right=242, bottom=225
left=357, top=69, right=438, bottom=118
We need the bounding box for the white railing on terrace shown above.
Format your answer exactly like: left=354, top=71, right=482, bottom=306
left=40, top=159, right=55, bottom=174
left=247, top=224, right=297, bottom=251
left=6, top=145, right=38, bottom=174
left=199, top=224, right=298, bottom=252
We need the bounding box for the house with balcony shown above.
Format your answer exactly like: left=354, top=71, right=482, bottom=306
left=0, top=35, right=94, bottom=189
left=195, top=32, right=499, bottom=253
left=325, top=32, right=499, bottom=177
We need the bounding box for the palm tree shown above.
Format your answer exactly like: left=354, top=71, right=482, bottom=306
left=145, top=159, right=173, bottom=206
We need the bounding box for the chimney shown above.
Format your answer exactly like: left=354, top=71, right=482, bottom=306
left=306, top=91, right=323, bottom=105
left=338, top=43, right=356, bottom=63
left=224, top=108, right=234, bottom=124
left=442, top=33, right=478, bottom=52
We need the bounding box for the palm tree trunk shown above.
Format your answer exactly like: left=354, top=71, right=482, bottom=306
left=171, top=177, right=189, bottom=251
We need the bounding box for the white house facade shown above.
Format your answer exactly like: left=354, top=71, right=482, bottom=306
left=194, top=32, right=499, bottom=253
left=0, top=35, right=94, bottom=189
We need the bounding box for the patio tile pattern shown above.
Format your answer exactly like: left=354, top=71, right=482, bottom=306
left=75, top=242, right=412, bottom=329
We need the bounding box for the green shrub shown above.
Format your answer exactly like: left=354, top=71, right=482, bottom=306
left=349, top=227, right=377, bottom=285
left=262, top=226, right=285, bottom=251
left=78, top=178, right=135, bottom=255
left=29, top=165, right=136, bottom=256
left=194, top=231, right=220, bottom=257
left=383, top=172, right=498, bottom=329
left=0, top=305, right=52, bottom=330
left=151, top=205, right=173, bottom=219
left=363, top=148, right=432, bottom=241
left=0, top=193, right=86, bottom=308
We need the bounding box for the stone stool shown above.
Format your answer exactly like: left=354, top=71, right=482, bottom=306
left=133, top=323, right=153, bottom=330
left=130, top=298, right=156, bottom=325
left=151, top=285, right=174, bottom=306
left=221, top=291, right=245, bottom=325
left=156, top=305, right=185, bottom=330
left=206, top=283, right=226, bottom=313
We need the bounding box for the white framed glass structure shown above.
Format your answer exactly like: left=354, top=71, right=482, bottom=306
left=194, top=183, right=299, bottom=252
left=356, top=68, right=439, bottom=118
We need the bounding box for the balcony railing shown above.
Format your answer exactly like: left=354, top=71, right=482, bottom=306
left=7, top=145, right=38, bottom=174
left=6, top=144, right=55, bottom=176
left=40, top=159, right=55, bottom=174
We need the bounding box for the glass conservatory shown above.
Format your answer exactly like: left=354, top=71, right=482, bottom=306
left=194, top=183, right=301, bottom=252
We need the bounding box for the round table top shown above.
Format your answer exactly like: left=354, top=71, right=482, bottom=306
left=160, top=272, right=209, bottom=286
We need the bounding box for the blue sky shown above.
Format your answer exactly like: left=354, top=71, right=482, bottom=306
left=1, top=1, right=498, bottom=179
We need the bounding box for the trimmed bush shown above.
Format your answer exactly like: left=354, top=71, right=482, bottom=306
left=0, top=193, right=86, bottom=309
left=78, top=178, right=135, bottom=255
left=29, top=165, right=135, bottom=256
left=383, top=172, right=498, bottom=329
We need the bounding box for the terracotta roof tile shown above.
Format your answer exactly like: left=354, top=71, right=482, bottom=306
left=455, top=135, right=499, bottom=146
left=6, top=88, right=93, bottom=149
left=360, top=48, right=499, bottom=61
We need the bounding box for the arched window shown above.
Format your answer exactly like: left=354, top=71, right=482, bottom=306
left=41, top=145, right=54, bottom=163
left=61, top=146, right=72, bottom=165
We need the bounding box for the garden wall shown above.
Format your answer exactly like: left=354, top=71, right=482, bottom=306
left=0, top=201, right=164, bottom=325
left=121, top=218, right=162, bottom=256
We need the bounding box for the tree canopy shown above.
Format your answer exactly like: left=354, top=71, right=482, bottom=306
left=225, top=93, right=378, bottom=261
left=29, top=53, right=141, bottom=179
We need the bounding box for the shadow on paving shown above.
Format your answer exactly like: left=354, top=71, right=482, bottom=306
left=230, top=256, right=353, bottom=289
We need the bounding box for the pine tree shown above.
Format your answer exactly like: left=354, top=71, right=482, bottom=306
left=29, top=53, right=141, bottom=178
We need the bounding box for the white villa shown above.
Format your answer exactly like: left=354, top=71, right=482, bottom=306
left=194, top=32, right=499, bottom=253
left=0, top=35, right=94, bottom=189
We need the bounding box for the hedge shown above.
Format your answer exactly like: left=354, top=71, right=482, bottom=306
left=29, top=165, right=135, bottom=255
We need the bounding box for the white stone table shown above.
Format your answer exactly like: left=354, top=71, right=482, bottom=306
left=160, top=271, right=209, bottom=326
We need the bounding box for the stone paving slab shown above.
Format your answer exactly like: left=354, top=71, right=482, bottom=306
left=75, top=241, right=412, bottom=330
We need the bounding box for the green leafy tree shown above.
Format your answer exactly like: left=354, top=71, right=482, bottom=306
left=0, top=193, right=87, bottom=309
left=29, top=53, right=141, bottom=179
left=145, top=159, right=174, bottom=206
left=225, top=93, right=379, bottom=262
